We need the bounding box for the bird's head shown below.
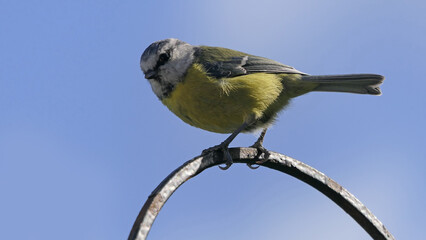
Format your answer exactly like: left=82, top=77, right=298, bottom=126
left=140, top=38, right=196, bottom=99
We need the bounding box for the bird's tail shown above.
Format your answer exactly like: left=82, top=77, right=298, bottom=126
left=301, top=74, right=384, bottom=95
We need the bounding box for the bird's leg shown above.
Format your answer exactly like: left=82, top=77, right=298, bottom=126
left=202, top=122, right=249, bottom=170
left=247, top=128, right=271, bottom=169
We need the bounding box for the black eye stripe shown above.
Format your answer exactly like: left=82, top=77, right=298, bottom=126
left=148, top=50, right=171, bottom=79
left=154, top=51, right=170, bottom=70
left=158, top=53, right=169, bottom=64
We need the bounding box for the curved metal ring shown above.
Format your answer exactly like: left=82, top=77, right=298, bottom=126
left=128, top=148, right=395, bottom=240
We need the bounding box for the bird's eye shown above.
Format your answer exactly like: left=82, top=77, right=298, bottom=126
left=158, top=53, right=170, bottom=66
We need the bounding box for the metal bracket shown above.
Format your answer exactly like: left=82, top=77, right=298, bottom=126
left=128, top=147, right=395, bottom=240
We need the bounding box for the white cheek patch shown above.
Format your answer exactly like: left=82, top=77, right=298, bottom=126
left=157, top=44, right=195, bottom=86
left=148, top=79, right=163, bottom=98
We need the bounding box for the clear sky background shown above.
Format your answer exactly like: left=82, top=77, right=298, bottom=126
left=1, top=0, right=425, bottom=239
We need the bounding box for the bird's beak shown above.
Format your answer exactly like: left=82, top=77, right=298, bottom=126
left=145, top=70, right=158, bottom=79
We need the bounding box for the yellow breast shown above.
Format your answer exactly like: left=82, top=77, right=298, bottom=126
left=161, top=64, right=284, bottom=133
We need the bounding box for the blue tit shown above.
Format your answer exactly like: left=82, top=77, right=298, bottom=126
left=140, top=38, right=384, bottom=169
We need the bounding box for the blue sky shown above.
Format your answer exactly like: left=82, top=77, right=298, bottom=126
left=1, top=0, right=425, bottom=239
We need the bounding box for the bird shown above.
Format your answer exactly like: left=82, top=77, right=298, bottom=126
left=140, top=38, right=384, bottom=170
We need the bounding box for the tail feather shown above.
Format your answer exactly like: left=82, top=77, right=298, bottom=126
left=301, top=74, right=384, bottom=95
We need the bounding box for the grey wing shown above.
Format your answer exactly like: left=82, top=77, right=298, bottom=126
left=202, top=55, right=307, bottom=79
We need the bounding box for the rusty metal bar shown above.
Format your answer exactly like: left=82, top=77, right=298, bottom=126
left=128, top=148, right=395, bottom=240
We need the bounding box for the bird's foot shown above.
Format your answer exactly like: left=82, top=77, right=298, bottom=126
left=202, top=143, right=233, bottom=170
left=247, top=142, right=271, bottom=169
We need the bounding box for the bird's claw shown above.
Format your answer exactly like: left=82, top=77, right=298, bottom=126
left=247, top=143, right=271, bottom=169
left=218, top=145, right=233, bottom=170
left=219, top=160, right=233, bottom=170
left=247, top=163, right=260, bottom=169
left=247, top=158, right=270, bottom=169
left=202, top=143, right=233, bottom=170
